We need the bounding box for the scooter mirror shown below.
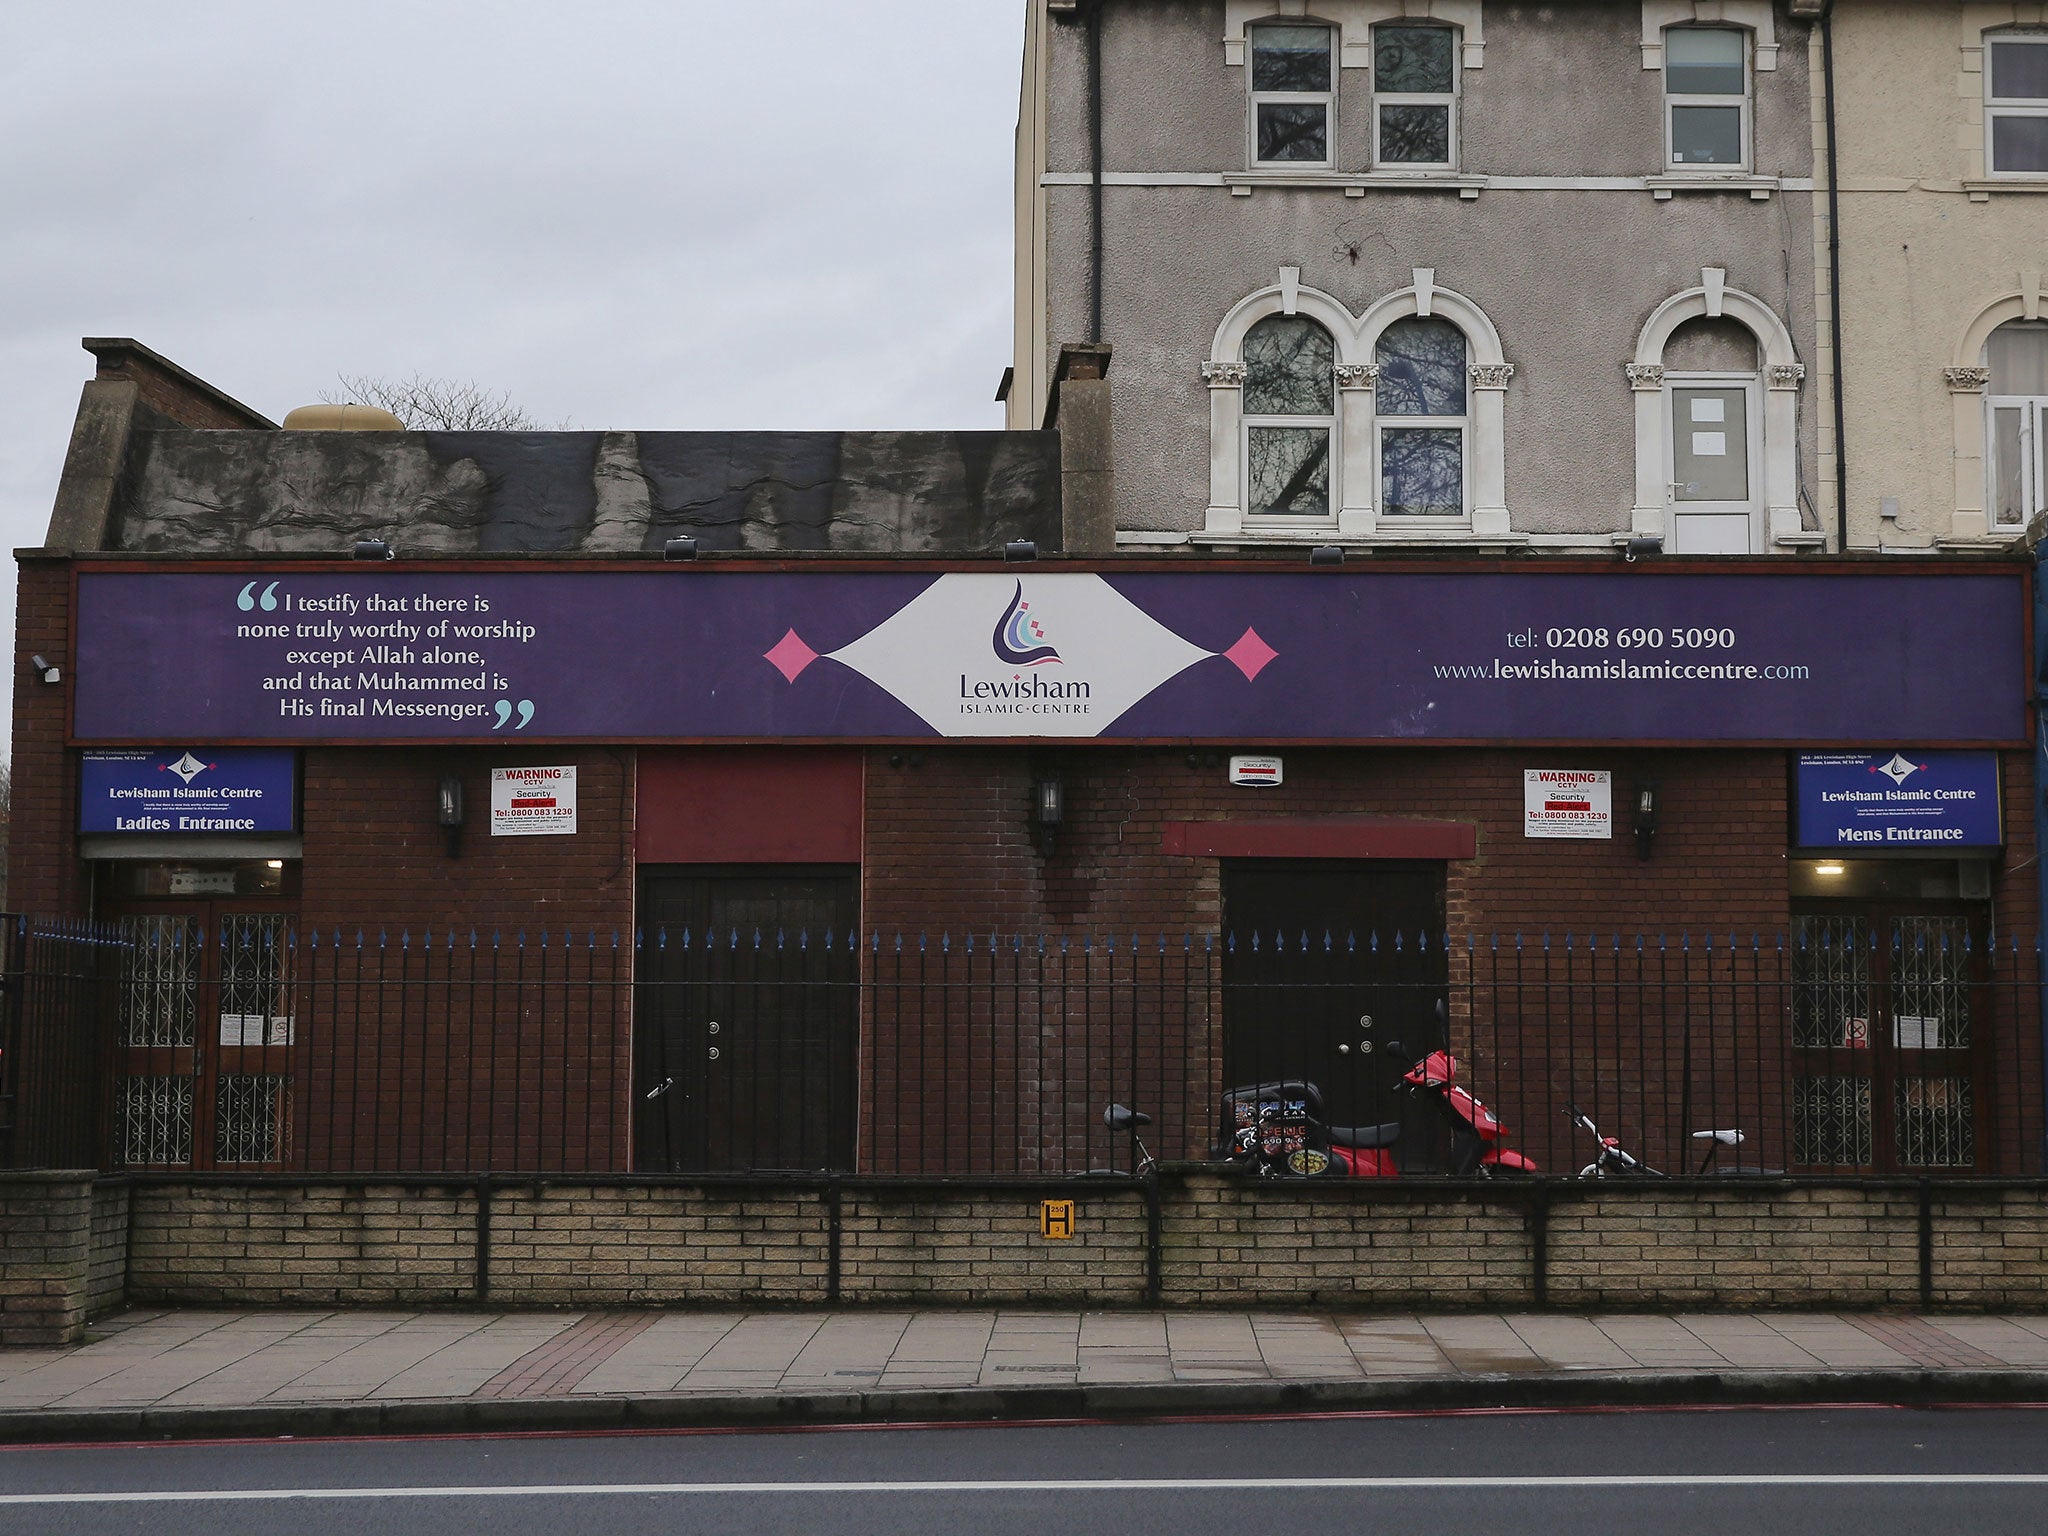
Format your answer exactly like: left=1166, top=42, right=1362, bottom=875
left=1433, top=999, right=1447, bottom=1024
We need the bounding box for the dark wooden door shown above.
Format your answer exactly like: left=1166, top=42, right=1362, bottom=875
left=635, top=867, right=858, bottom=1173
left=100, top=883, right=300, bottom=1171
left=1220, top=861, right=1448, bottom=1152
left=1791, top=905, right=1992, bottom=1173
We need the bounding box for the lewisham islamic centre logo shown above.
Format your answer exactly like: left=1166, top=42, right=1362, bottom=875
left=761, top=572, right=1278, bottom=738
left=992, top=581, right=1061, bottom=667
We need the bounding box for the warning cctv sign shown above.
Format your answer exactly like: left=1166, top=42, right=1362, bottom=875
left=1523, top=769, right=1611, bottom=840
left=491, top=765, right=578, bottom=837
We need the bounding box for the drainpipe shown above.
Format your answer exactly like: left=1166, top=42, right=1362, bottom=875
left=2034, top=543, right=2048, bottom=1171
left=1086, top=0, right=1104, bottom=344
left=1820, top=1, right=1848, bottom=552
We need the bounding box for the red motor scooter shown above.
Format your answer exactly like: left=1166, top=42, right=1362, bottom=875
left=1209, top=1015, right=1537, bottom=1178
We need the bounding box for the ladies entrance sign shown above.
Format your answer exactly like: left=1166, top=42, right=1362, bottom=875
left=69, top=566, right=2024, bottom=746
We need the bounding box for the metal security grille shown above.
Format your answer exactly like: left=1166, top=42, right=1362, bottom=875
left=218, top=915, right=295, bottom=1046
left=118, top=1074, right=194, bottom=1166
left=214, top=1074, right=290, bottom=1164
left=1891, top=917, right=1972, bottom=1050
left=117, top=916, right=201, bottom=1048
left=1792, top=916, right=1869, bottom=1048
left=1895, top=1076, right=1974, bottom=1167
left=1794, top=1074, right=1873, bottom=1167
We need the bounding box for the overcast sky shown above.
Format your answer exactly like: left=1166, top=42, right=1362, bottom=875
left=0, top=1, right=1025, bottom=754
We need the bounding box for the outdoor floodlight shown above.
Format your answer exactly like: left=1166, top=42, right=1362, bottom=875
left=437, top=775, right=465, bottom=858
left=1005, top=540, right=1039, bottom=562
left=1031, top=774, right=1064, bottom=856
left=664, top=537, right=699, bottom=561
left=353, top=539, right=394, bottom=561
left=1310, top=545, right=1345, bottom=566
left=1633, top=780, right=1660, bottom=861
left=1624, top=534, right=1662, bottom=563
left=27, top=653, right=59, bottom=685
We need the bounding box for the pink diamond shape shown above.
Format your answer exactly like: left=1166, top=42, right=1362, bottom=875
left=763, top=628, right=819, bottom=683
left=1222, top=627, right=1278, bottom=682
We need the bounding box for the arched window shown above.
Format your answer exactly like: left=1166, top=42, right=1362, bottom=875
left=1629, top=270, right=1805, bottom=552
left=1203, top=268, right=1510, bottom=540
left=1243, top=314, right=1336, bottom=518
left=1375, top=317, right=1467, bottom=517
left=1987, top=321, right=2048, bottom=529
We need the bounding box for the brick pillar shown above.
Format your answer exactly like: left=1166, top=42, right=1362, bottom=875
left=0, top=1172, right=97, bottom=1345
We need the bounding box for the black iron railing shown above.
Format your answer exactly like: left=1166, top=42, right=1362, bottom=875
left=0, top=917, right=126, bottom=1170
left=2, top=918, right=2038, bottom=1179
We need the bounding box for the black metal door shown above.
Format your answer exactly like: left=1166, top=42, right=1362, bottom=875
left=635, top=867, right=858, bottom=1173
left=1790, top=904, right=1992, bottom=1173
left=1220, top=861, right=1448, bottom=1152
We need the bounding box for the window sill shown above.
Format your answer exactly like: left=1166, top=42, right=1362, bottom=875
left=1225, top=170, right=1487, bottom=199
left=1645, top=174, right=1779, bottom=201
left=1962, top=178, right=2048, bottom=202
left=1174, top=529, right=1530, bottom=550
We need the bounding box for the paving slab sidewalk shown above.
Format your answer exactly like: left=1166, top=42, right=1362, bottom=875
left=2, top=1307, right=2046, bottom=1442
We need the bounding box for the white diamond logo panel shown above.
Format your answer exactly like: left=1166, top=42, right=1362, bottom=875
left=166, top=752, right=210, bottom=784
left=824, top=573, right=1219, bottom=738
left=1878, top=752, right=1922, bottom=786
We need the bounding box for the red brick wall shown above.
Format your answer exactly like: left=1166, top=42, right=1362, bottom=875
left=858, top=745, right=1798, bottom=939
left=90, top=349, right=269, bottom=430
left=855, top=745, right=2042, bottom=1176
left=8, top=559, right=85, bottom=917
left=289, top=746, right=637, bottom=1172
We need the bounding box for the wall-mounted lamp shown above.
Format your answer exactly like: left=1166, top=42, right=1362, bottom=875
left=437, top=775, right=465, bottom=858
left=1309, top=545, right=1345, bottom=566
left=27, top=653, right=59, bottom=685
left=663, top=536, right=698, bottom=561
left=1624, top=534, right=1662, bottom=563
left=1031, top=774, right=1064, bottom=855
left=1632, top=780, right=1659, bottom=861
left=353, top=539, right=394, bottom=561
left=1814, top=861, right=1847, bottom=877
left=1004, top=540, right=1039, bottom=563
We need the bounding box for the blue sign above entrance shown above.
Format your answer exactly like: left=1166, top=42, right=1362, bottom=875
left=79, top=748, right=298, bottom=835
left=1793, top=751, right=2003, bottom=850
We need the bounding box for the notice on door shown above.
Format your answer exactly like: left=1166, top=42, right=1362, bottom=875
left=491, top=765, right=577, bottom=836
left=1524, top=769, right=1612, bottom=839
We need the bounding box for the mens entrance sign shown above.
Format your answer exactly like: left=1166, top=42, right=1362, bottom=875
left=1794, top=751, right=2004, bottom=849
left=79, top=748, right=296, bottom=834
left=70, top=567, right=2025, bottom=746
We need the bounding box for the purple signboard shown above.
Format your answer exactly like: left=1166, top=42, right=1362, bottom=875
left=1794, top=751, right=2005, bottom=849
left=80, top=747, right=298, bottom=834
left=70, top=567, right=2025, bottom=745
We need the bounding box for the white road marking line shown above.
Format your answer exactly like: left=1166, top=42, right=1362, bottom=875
left=4, top=1475, right=2048, bottom=1504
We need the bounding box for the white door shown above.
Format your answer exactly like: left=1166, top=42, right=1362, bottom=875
left=1667, top=379, right=1759, bottom=554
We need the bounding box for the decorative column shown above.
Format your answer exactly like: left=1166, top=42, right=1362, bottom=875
left=1765, top=363, right=1807, bottom=546
left=1335, top=363, right=1378, bottom=537
left=1201, top=362, right=1247, bottom=537
left=1468, top=362, right=1514, bottom=537
left=1625, top=363, right=1667, bottom=538
left=1945, top=367, right=1993, bottom=540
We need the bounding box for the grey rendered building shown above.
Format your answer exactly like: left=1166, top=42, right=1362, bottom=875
left=1009, top=0, right=1826, bottom=554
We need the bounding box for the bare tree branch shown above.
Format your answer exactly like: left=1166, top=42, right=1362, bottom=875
left=320, top=373, right=567, bottom=431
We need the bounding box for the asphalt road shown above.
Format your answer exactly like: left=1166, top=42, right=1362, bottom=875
left=1, top=1405, right=2045, bottom=1535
